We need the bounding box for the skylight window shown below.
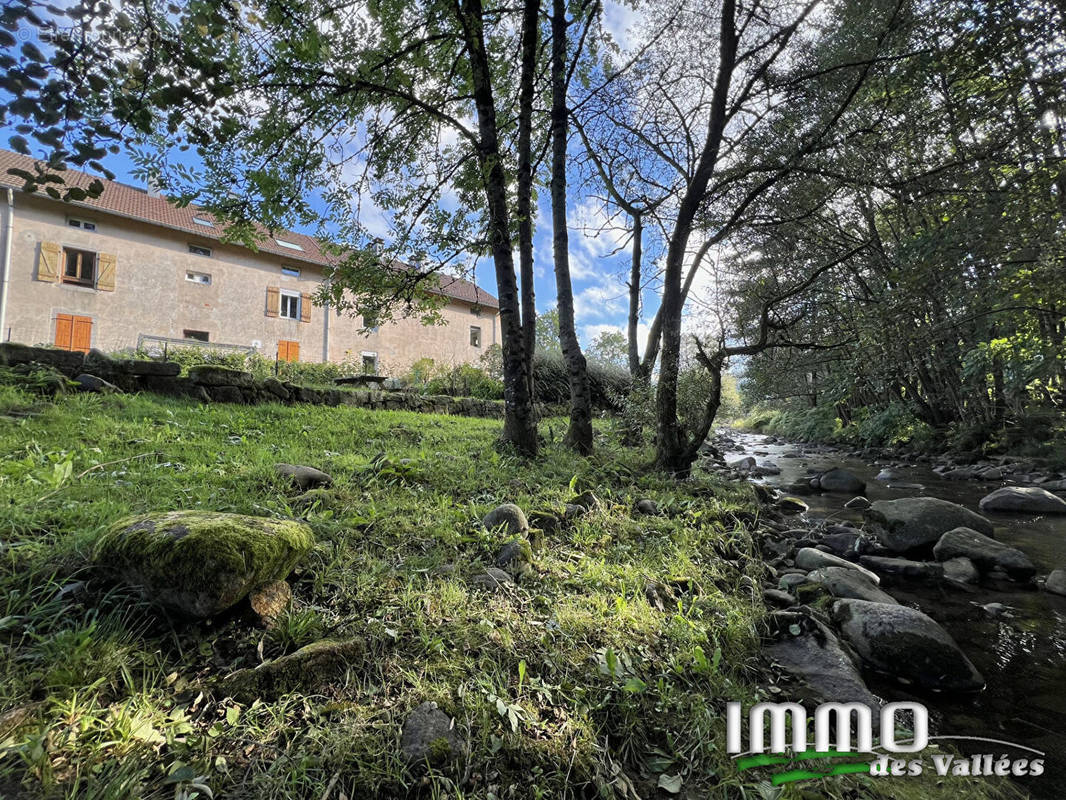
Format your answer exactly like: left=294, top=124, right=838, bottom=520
left=274, top=238, right=304, bottom=251
left=192, top=216, right=215, bottom=227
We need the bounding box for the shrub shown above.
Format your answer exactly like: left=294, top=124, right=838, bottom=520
left=424, top=364, right=505, bottom=399
left=129, top=347, right=363, bottom=386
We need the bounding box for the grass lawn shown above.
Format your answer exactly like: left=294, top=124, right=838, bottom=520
left=0, top=384, right=1013, bottom=799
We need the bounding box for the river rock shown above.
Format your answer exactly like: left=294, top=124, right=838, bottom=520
left=401, top=701, right=461, bottom=765
left=942, top=557, right=980, bottom=585
left=875, top=468, right=900, bottom=481
left=864, top=497, right=993, bottom=552
left=765, top=623, right=880, bottom=719
left=795, top=548, right=880, bottom=583
left=763, top=588, right=796, bottom=607
left=819, top=531, right=863, bottom=557
left=727, top=455, right=756, bottom=471
left=777, top=496, right=809, bottom=513
left=807, top=566, right=898, bottom=604
left=482, top=503, right=529, bottom=535
left=844, top=496, right=871, bottom=510
left=275, top=463, right=333, bottom=490
left=831, top=599, right=984, bottom=691
left=1045, top=569, right=1066, bottom=596
left=932, top=527, right=1036, bottom=581
left=569, top=490, right=602, bottom=511
left=858, top=556, right=943, bottom=582
left=819, top=468, right=866, bottom=494
left=978, top=487, right=1066, bottom=515
left=779, top=573, right=809, bottom=592
left=92, top=511, right=314, bottom=618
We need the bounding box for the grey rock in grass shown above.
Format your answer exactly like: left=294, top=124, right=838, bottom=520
left=495, top=539, right=534, bottom=581
left=482, top=503, right=529, bottom=535
left=220, top=638, right=363, bottom=703
left=187, top=365, right=254, bottom=387
left=864, top=497, right=992, bottom=552
left=832, top=599, right=984, bottom=692
left=401, top=701, right=461, bottom=766
left=932, top=527, right=1035, bottom=581
left=275, top=463, right=334, bottom=490
left=471, top=567, right=515, bottom=590
left=74, top=373, right=121, bottom=393
left=569, top=490, right=602, bottom=512
left=979, top=486, right=1066, bottom=515
left=634, top=498, right=660, bottom=516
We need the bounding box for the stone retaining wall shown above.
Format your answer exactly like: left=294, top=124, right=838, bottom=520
left=0, top=343, right=505, bottom=419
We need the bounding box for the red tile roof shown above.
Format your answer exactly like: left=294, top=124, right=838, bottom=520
left=0, top=149, right=499, bottom=309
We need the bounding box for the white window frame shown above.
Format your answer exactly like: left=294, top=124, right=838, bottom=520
left=275, top=238, right=304, bottom=251
left=185, top=271, right=212, bottom=285
left=188, top=244, right=212, bottom=257
left=361, top=351, right=378, bottom=374
left=281, top=265, right=301, bottom=277
left=67, top=217, right=97, bottom=232
left=470, top=325, right=482, bottom=348
left=279, top=289, right=301, bottom=320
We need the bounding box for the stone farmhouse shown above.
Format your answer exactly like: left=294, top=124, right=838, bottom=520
left=0, top=150, right=500, bottom=376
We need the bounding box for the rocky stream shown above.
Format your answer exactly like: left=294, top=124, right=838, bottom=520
left=714, top=429, right=1066, bottom=798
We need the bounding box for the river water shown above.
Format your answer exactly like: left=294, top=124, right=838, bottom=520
left=720, top=431, right=1066, bottom=797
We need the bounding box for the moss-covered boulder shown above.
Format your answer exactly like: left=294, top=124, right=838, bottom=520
left=219, top=639, right=364, bottom=703
left=93, top=511, right=314, bottom=618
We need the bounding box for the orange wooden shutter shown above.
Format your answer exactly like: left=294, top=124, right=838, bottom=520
left=95, top=252, right=116, bottom=291
left=54, top=313, right=74, bottom=349
left=278, top=340, right=299, bottom=362
left=266, top=286, right=280, bottom=317
left=300, top=293, right=312, bottom=323
left=38, top=242, right=62, bottom=282
left=72, top=316, right=92, bottom=353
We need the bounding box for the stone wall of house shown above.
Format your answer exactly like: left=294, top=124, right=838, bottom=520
left=4, top=193, right=500, bottom=376
left=0, top=343, right=505, bottom=419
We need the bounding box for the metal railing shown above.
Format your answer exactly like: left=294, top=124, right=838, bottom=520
left=136, top=334, right=256, bottom=359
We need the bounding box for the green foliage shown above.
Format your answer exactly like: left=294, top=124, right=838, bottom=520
left=586, top=329, right=628, bottom=370
left=531, top=350, right=631, bottom=410
left=534, top=309, right=562, bottom=354
left=424, top=363, right=505, bottom=400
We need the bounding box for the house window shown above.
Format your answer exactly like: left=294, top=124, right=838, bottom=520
left=281, top=265, right=301, bottom=277
left=188, top=244, right=212, bottom=257
left=470, top=325, right=482, bottom=348
left=186, top=271, right=211, bottom=285
left=470, top=305, right=482, bottom=318
left=68, top=217, right=97, bottom=231
left=361, top=352, right=377, bottom=374
left=63, top=247, right=97, bottom=285
left=278, top=340, right=300, bottom=362
left=279, top=290, right=301, bottom=320
left=183, top=330, right=209, bottom=342
left=361, top=313, right=378, bottom=332
left=192, top=216, right=214, bottom=227
left=54, top=314, right=92, bottom=353
left=275, top=238, right=304, bottom=251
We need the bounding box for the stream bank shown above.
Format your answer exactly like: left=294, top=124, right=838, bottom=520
left=716, top=429, right=1066, bottom=799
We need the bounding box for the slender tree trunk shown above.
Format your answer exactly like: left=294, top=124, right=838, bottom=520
left=655, top=0, right=738, bottom=475
left=458, top=0, right=538, bottom=455
left=516, top=0, right=540, bottom=404
left=627, top=211, right=643, bottom=376
left=551, top=0, right=593, bottom=453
